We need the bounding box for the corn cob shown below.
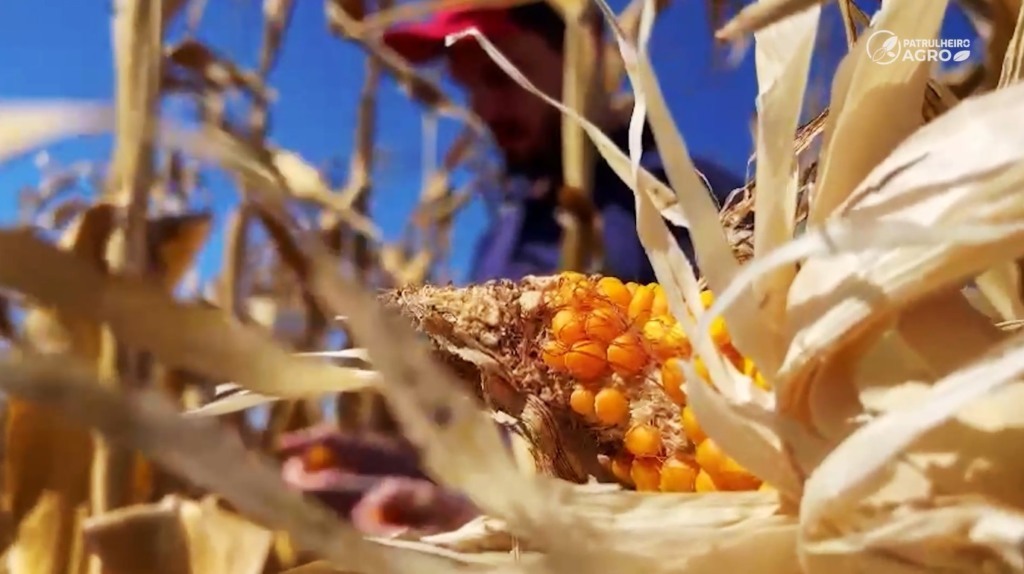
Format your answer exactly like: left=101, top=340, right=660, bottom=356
left=538, top=272, right=768, bottom=493
left=382, top=272, right=771, bottom=494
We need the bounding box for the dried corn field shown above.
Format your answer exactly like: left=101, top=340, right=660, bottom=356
left=0, top=0, right=1023, bottom=572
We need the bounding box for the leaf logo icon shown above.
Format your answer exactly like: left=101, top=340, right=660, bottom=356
left=867, top=30, right=901, bottom=64
left=882, top=35, right=898, bottom=56
left=953, top=49, right=970, bottom=62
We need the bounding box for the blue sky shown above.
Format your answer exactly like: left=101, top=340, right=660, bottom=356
left=0, top=1, right=976, bottom=287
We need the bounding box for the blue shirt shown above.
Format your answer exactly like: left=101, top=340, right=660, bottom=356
left=468, top=128, right=742, bottom=284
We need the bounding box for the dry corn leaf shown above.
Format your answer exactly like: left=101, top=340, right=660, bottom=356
left=778, top=81, right=1024, bottom=387
left=2, top=401, right=90, bottom=572
left=0, top=229, right=375, bottom=398
left=80, top=500, right=192, bottom=574
left=163, top=40, right=268, bottom=100
left=809, top=0, right=947, bottom=225
left=594, top=0, right=776, bottom=376
left=801, top=330, right=1024, bottom=569
left=604, top=0, right=670, bottom=92
left=977, top=3, right=1024, bottom=324
left=271, top=149, right=380, bottom=240
left=417, top=516, right=520, bottom=553
left=978, top=0, right=1024, bottom=91
left=4, top=208, right=106, bottom=574
left=699, top=81, right=1024, bottom=410
left=0, top=103, right=113, bottom=164
left=418, top=127, right=473, bottom=207
left=0, top=101, right=379, bottom=247
left=184, top=377, right=386, bottom=417
left=380, top=244, right=434, bottom=286
left=749, top=3, right=819, bottom=357
left=998, top=0, right=1024, bottom=85
left=0, top=354, right=394, bottom=572
left=84, top=496, right=273, bottom=574
left=480, top=482, right=799, bottom=573
left=895, top=287, right=1008, bottom=379
left=147, top=212, right=213, bottom=290
left=685, top=362, right=801, bottom=496
left=23, top=204, right=114, bottom=357
left=6, top=492, right=82, bottom=574
left=337, top=54, right=380, bottom=206
left=975, top=263, right=1024, bottom=323
left=608, top=517, right=798, bottom=573
left=217, top=206, right=252, bottom=319
left=715, top=0, right=823, bottom=41
left=260, top=0, right=296, bottom=76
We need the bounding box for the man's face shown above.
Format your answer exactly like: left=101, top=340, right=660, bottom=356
left=447, top=30, right=564, bottom=176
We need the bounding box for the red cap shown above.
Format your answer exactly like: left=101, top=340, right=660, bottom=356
left=382, top=8, right=524, bottom=64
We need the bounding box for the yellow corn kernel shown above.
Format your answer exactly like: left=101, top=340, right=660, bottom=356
left=658, top=322, right=692, bottom=360
left=716, top=455, right=762, bottom=491
left=642, top=318, right=690, bottom=360
left=693, top=356, right=710, bottom=382
left=695, top=438, right=726, bottom=476
left=742, top=357, right=772, bottom=390
left=569, top=386, right=595, bottom=418
left=630, top=458, right=662, bottom=492
left=607, top=332, right=648, bottom=376
left=303, top=444, right=337, bottom=472
left=681, top=405, right=706, bottom=444
left=627, top=284, right=655, bottom=325
left=695, top=438, right=759, bottom=490
left=699, top=290, right=715, bottom=308
left=610, top=453, right=634, bottom=486
left=650, top=284, right=669, bottom=317
left=541, top=339, right=567, bottom=370
left=722, top=344, right=745, bottom=371
left=742, top=357, right=757, bottom=377
left=642, top=317, right=669, bottom=345
left=624, top=424, right=662, bottom=457
left=709, top=315, right=730, bottom=349
left=660, top=359, right=687, bottom=406
left=594, top=387, right=630, bottom=426
left=585, top=306, right=625, bottom=344
left=695, top=469, right=718, bottom=492
left=563, top=340, right=607, bottom=380
left=752, top=369, right=770, bottom=390
left=550, top=308, right=587, bottom=345
left=659, top=455, right=698, bottom=492
left=596, top=276, right=633, bottom=309
left=553, top=274, right=594, bottom=307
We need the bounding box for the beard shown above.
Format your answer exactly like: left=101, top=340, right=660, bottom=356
left=493, top=118, right=563, bottom=180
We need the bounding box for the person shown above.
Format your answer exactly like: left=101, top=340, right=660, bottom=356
left=383, top=1, right=743, bottom=284
left=279, top=2, right=743, bottom=533
left=277, top=425, right=479, bottom=536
